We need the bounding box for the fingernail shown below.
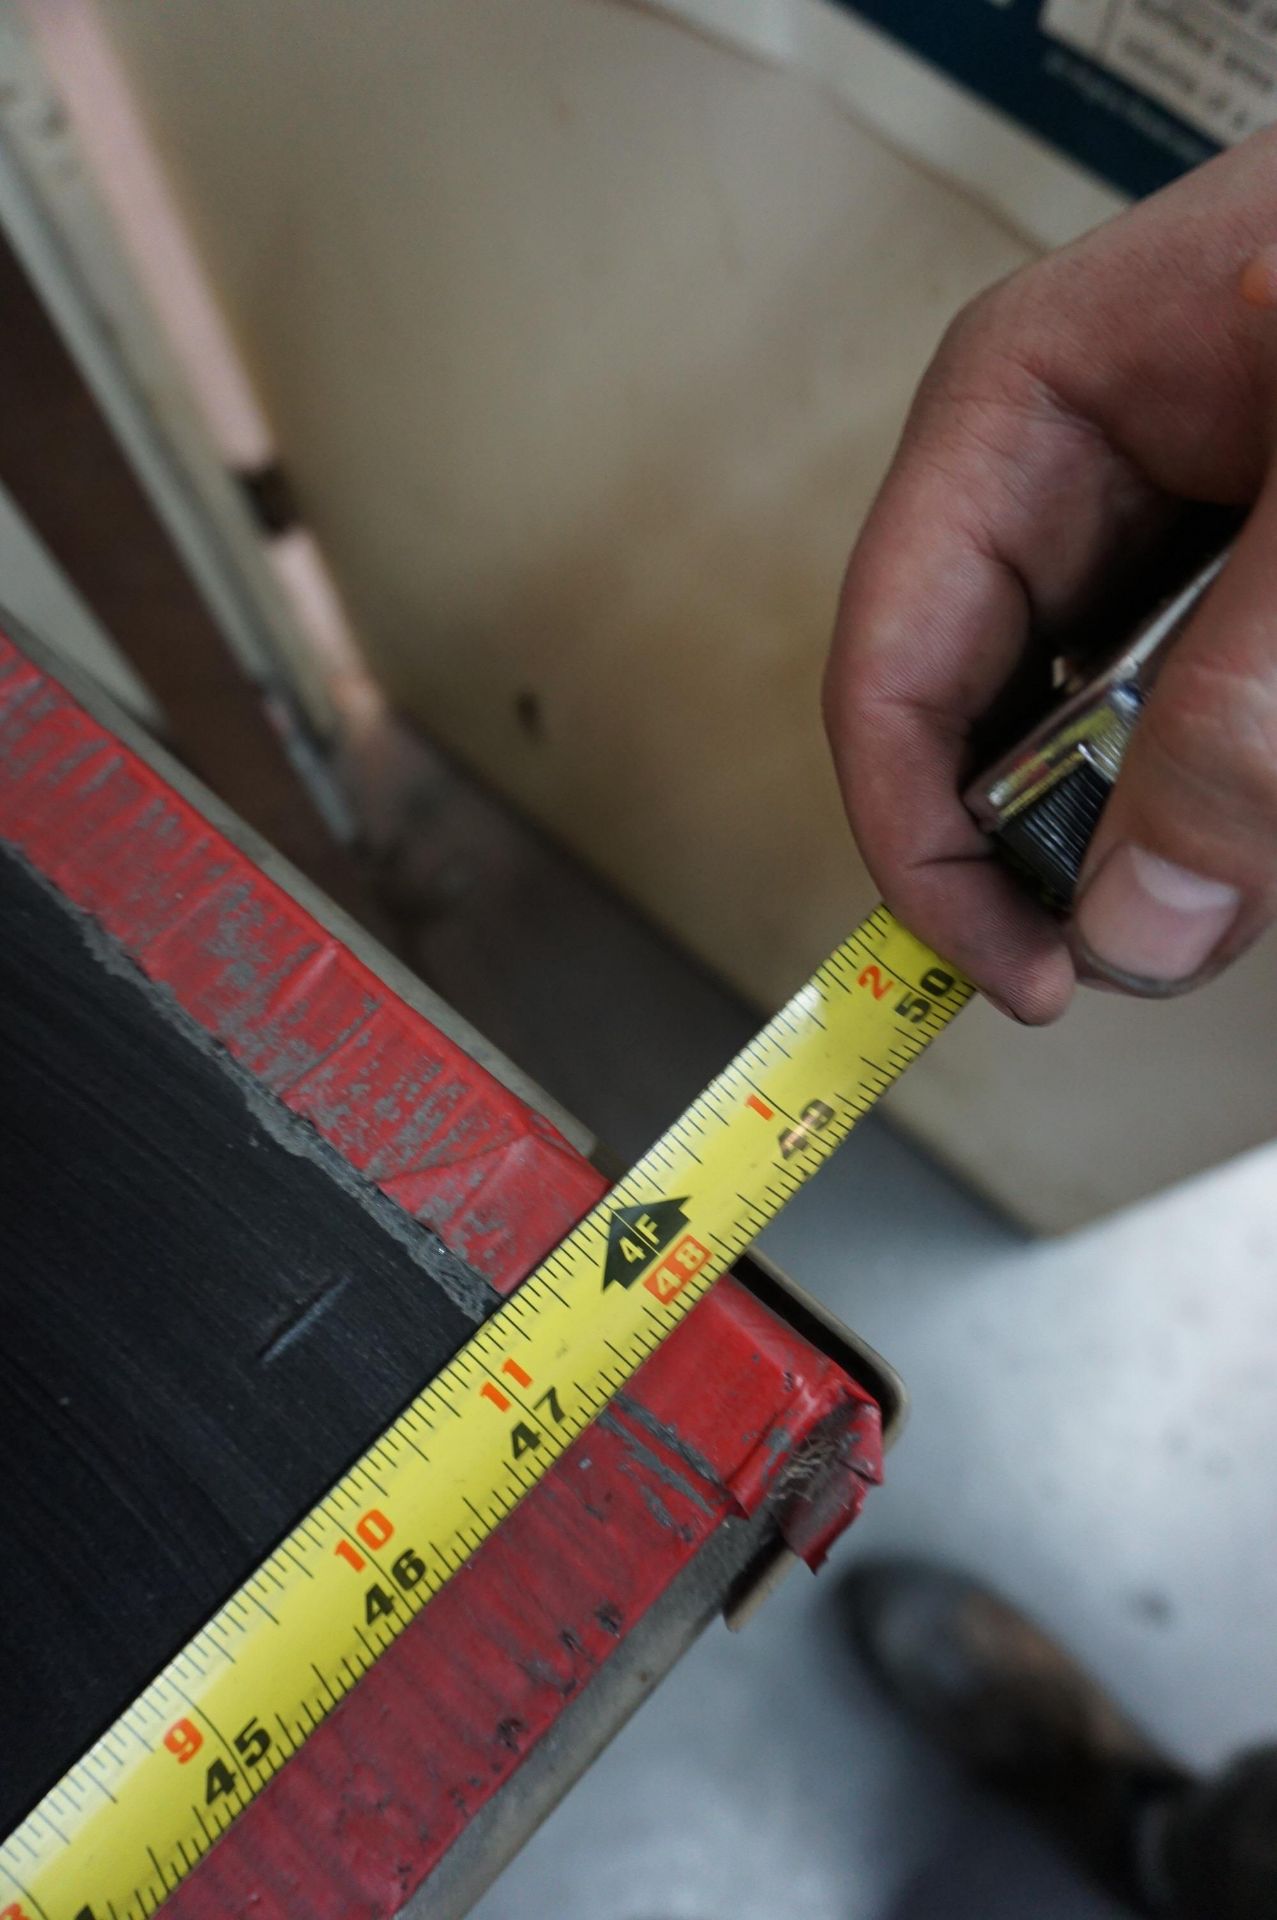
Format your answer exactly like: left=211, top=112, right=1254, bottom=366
left=1075, top=844, right=1240, bottom=991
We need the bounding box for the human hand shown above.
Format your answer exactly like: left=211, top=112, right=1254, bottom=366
left=824, top=127, right=1277, bottom=1023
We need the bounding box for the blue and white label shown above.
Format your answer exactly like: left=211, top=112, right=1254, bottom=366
left=1043, top=0, right=1277, bottom=145
left=836, top=1, right=1277, bottom=195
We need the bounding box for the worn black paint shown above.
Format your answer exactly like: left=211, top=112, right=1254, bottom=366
left=0, top=844, right=499, bottom=1830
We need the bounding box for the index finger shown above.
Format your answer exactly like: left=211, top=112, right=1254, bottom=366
left=824, top=335, right=1160, bottom=1022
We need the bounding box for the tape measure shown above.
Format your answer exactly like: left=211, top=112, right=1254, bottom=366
left=0, top=904, right=968, bottom=1920
left=6, top=519, right=1217, bottom=1916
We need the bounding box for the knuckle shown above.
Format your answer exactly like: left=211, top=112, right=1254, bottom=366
left=907, top=284, right=1081, bottom=507
left=922, top=297, right=1009, bottom=412
left=926, top=267, right=1044, bottom=400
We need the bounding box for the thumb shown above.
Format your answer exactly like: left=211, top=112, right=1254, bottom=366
left=1073, top=487, right=1277, bottom=996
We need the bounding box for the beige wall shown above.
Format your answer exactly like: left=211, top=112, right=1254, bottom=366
left=95, top=0, right=1276, bottom=1229
left=101, top=0, right=1032, bottom=998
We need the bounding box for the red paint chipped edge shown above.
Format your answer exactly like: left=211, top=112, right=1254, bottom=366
left=0, top=631, right=882, bottom=1918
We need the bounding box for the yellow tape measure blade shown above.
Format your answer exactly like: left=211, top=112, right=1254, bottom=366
left=1, top=908, right=968, bottom=1920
